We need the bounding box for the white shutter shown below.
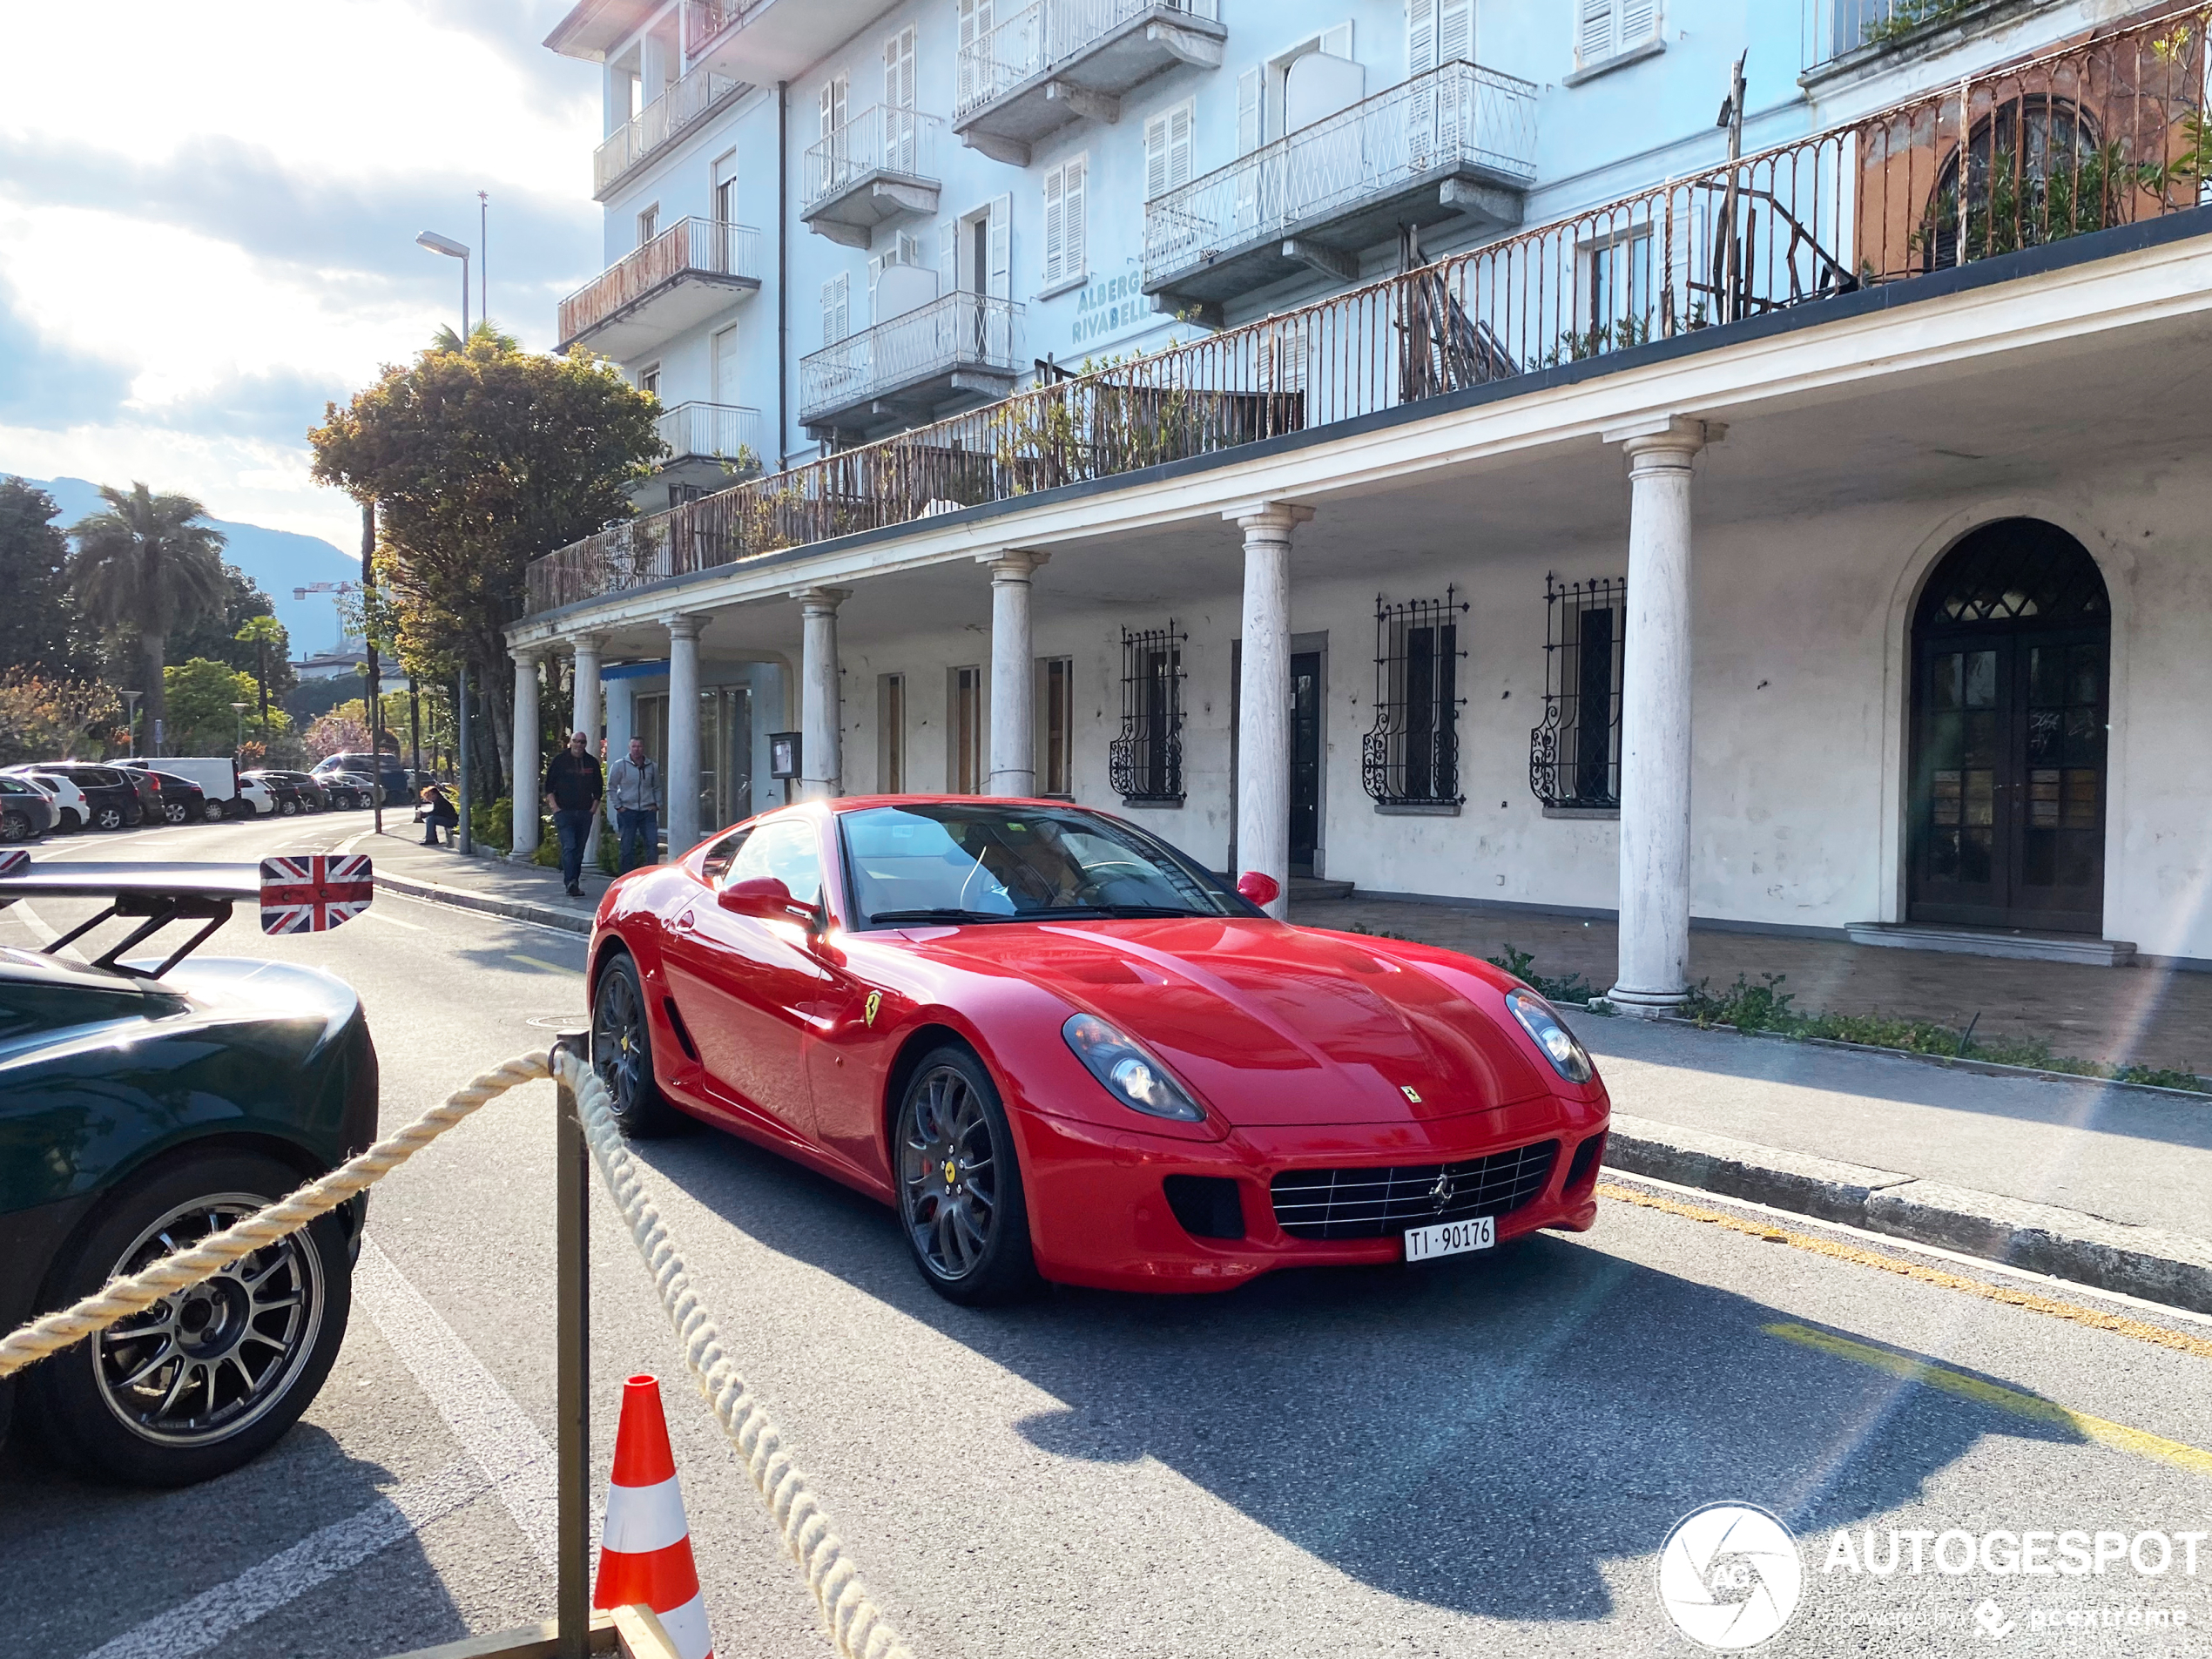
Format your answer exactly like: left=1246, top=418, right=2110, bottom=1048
left=711, top=323, right=740, bottom=403
left=1407, top=0, right=1436, bottom=78
left=941, top=216, right=960, bottom=289
left=821, top=272, right=848, bottom=345
left=1579, top=0, right=1615, bottom=64
left=1236, top=64, right=1262, bottom=154
left=1145, top=111, right=1170, bottom=199
left=1434, top=0, right=1467, bottom=65
left=1167, top=99, right=1194, bottom=191
left=987, top=192, right=1011, bottom=300
left=1621, top=0, right=1656, bottom=44
left=1062, top=154, right=1085, bottom=281
left=1321, top=20, right=1353, bottom=59
left=957, top=0, right=992, bottom=106
left=1042, top=165, right=1064, bottom=287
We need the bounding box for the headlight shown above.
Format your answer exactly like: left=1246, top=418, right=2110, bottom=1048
left=1062, top=1013, right=1206, bottom=1122
left=1504, top=988, right=1595, bottom=1084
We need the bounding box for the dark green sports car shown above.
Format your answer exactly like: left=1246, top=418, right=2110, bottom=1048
left=0, top=857, right=378, bottom=1486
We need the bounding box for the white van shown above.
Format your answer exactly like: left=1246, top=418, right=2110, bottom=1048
left=115, top=757, right=270, bottom=819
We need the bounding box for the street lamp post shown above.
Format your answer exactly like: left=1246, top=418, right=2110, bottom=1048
left=231, top=701, right=251, bottom=752
left=415, top=230, right=470, bottom=340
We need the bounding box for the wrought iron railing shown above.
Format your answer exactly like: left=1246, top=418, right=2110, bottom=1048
left=528, top=4, right=2212, bottom=616
left=657, top=401, right=764, bottom=466
left=682, top=0, right=767, bottom=58
left=1365, top=590, right=1468, bottom=807
left=1145, top=61, right=1539, bottom=290
left=1804, top=0, right=1990, bottom=71
left=595, top=64, right=746, bottom=196
left=956, top=0, right=1219, bottom=119
left=557, top=219, right=762, bottom=349
left=799, top=292, right=1022, bottom=426
left=1110, top=622, right=1186, bottom=803
left=804, top=105, right=943, bottom=211
left=1530, top=574, right=1625, bottom=810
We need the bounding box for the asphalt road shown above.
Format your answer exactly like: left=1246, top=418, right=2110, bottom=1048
left=3, top=815, right=2209, bottom=1658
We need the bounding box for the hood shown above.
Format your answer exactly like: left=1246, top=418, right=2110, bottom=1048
left=908, top=918, right=1556, bottom=1126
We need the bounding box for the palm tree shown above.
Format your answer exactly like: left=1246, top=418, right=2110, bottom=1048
left=428, top=319, right=521, bottom=354
left=68, top=482, right=227, bottom=755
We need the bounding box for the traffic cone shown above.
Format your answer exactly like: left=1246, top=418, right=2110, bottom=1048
left=595, top=1374, right=713, bottom=1659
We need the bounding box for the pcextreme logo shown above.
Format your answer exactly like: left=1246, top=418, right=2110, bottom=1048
left=1657, top=1503, right=1805, bottom=1649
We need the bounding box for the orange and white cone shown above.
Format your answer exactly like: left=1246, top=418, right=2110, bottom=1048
left=595, top=1373, right=713, bottom=1659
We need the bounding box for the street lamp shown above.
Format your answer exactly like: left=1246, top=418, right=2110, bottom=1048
left=118, top=690, right=144, bottom=757
left=415, top=229, right=471, bottom=340
left=231, top=701, right=251, bottom=752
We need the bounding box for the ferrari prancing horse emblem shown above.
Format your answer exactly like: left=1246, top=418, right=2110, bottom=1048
left=864, top=990, right=882, bottom=1028
left=1400, top=1085, right=1422, bottom=1103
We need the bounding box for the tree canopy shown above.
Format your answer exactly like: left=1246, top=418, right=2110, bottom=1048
left=0, top=478, right=86, bottom=676
left=162, top=657, right=290, bottom=758
left=166, top=563, right=297, bottom=703
left=67, top=482, right=229, bottom=745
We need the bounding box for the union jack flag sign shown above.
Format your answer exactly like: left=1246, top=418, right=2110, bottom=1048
left=260, top=854, right=374, bottom=934
left=0, top=850, right=28, bottom=879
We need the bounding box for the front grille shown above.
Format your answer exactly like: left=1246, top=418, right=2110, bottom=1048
left=1270, top=1140, right=1560, bottom=1241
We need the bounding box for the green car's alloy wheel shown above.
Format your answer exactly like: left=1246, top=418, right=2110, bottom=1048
left=591, top=952, right=682, bottom=1136
left=24, top=1151, right=353, bottom=1487
left=895, top=1047, right=1041, bottom=1306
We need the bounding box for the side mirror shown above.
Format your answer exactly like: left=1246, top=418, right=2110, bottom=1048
left=718, top=875, right=796, bottom=919
left=1237, top=870, right=1281, bottom=908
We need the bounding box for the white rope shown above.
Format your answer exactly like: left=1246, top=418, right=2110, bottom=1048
left=0, top=1052, right=551, bottom=1380
left=556, top=1049, right=916, bottom=1659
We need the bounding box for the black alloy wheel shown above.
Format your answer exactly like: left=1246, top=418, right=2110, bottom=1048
left=22, top=1151, right=353, bottom=1486
left=895, top=1047, right=1040, bottom=1305
left=0, top=809, right=27, bottom=842
left=590, top=952, right=681, bottom=1137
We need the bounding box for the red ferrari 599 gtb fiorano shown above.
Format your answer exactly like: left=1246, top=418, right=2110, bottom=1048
left=586, top=797, right=1610, bottom=1305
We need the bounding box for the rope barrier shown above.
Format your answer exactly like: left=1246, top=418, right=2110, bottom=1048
left=0, top=1046, right=916, bottom=1659
left=556, top=1049, right=915, bottom=1659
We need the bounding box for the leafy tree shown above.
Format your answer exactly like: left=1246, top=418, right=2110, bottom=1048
left=234, top=615, right=288, bottom=725
left=0, top=478, right=85, bottom=675
left=308, top=327, right=659, bottom=800
left=166, top=564, right=298, bottom=704
left=67, top=483, right=228, bottom=753
left=305, top=711, right=371, bottom=760
left=0, top=674, right=121, bottom=765
left=161, top=656, right=289, bottom=757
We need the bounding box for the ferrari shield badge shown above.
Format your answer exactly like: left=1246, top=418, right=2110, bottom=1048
left=1400, top=1085, right=1422, bottom=1103
left=864, top=989, right=882, bottom=1028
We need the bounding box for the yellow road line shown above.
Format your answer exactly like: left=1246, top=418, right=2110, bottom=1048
left=509, top=953, right=583, bottom=976
left=1596, top=1181, right=2212, bottom=1363
left=1765, top=1320, right=2212, bottom=1480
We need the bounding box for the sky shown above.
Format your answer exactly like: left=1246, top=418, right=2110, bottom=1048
left=0, top=0, right=604, bottom=551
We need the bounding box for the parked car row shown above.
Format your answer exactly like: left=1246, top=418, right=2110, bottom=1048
left=0, top=756, right=425, bottom=841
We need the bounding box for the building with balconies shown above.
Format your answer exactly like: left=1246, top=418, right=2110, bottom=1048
left=525, top=0, right=2212, bottom=1001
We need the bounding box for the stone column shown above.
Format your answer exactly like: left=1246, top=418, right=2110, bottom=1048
left=664, top=615, right=705, bottom=856
left=1226, top=502, right=1313, bottom=920
left=794, top=588, right=850, bottom=803
left=983, top=550, right=1049, bottom=795
left=571, top=632, right=607, bottom=867
left=509, top=645, right=542, bottom=860
left=1604, top=415, right=1723, bottom=1015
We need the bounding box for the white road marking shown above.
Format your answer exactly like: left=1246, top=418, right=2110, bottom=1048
left=77, top=1460, right=489, bottom=1659
left=360, top=907, right=426, bottom=931
left=352, top=1237, right=569, bottom=1572
left=7, top=899, right=85, bottom=962
left=336, top=831, right=374, bottom=854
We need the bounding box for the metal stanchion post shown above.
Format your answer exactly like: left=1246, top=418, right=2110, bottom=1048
left=551, top=1033, right=591, bottom=1659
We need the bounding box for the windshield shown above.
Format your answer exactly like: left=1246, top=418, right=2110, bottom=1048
left=840, top=803, right=1248, bottom=927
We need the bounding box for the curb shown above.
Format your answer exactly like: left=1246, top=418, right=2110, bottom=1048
left=376, top=870, right=593, bottom=935
left=1603, top=1112, right=2212, bottom=1315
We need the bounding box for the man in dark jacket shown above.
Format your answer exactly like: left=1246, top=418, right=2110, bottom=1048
left=543, top=732, right=603, bottom=897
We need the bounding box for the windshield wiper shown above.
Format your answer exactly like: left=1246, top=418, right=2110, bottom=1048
left=1022, top=904, right=1206, bottom=920
left=867, top=907, right=1016, bottom=925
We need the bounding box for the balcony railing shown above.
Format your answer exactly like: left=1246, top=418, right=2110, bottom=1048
left=529, top=3, right=2212, bottom=615
left=594, top=64, right=746, bottom=197
left=657, top=401, right=765, bottom=467
left=799, top=292, right=1022, bottom=427
left=1144, top=59, right=1538, bottom=295
left=1804, top=0, right=1993, bottom=73
left=806, top=105, right=942, bottom=207
left=956, top=0, right=1219, bottom=121
left=557, top=218, right=761, bottom=354
left=681, top=0, right=764, bottom=57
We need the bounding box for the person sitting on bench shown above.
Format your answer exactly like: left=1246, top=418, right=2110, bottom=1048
left=416, top=784, right=459, bottom=846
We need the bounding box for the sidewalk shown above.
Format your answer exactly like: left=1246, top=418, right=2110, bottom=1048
left=363, top=826, right=607, bottom=932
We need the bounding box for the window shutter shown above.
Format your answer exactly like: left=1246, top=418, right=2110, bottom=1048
left=1407, top=0, right=1436, bottom=78
left=1579, top=0, right=1615, bottom=63
left=821, top=272, right=848, bottom=345
left=941, top=216, right=959, bottom=288
left=1434, top=0, right=1467, bottom=65
left=987, top=192, right=1011, bottom=299
left=1321, top=20, right=1353, bottom=59
left=1621, top=0, right=1656, bottom=44
left=1166, top=99, right=1194, bottom=191
left=1042, top=165, right=1064, bottom=286
left=1062, top=153, right=1085, bottom=280
left=1144, top=111, right=1170, bottom=198
left=1236, top=64, right=1262, bottom=153
left=957, top=0, right=991, bottom=105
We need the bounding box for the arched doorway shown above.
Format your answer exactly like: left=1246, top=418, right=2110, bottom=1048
left=1908, top=519, right=2110, bottom=933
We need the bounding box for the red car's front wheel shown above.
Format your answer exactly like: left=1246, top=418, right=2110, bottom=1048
left=895, top=1048, right=1041, bottom=1306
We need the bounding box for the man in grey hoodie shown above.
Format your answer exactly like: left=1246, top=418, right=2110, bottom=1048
left=606, top=736, right=663, bottom=873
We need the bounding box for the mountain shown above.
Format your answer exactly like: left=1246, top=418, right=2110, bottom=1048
left=12, top=475, right=362, bottom=658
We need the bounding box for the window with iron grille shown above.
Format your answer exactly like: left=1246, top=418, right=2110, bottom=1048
left=1109, top=623, right=1184, bottom=805
left=1529, top=574, right=1625, bottom=809
left=1364, top=590, right=1469, bottom=807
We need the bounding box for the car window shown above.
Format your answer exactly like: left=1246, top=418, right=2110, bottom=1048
left=722, top=818, right=822, bottom=906
left=699, top=828, right=748, bottom=883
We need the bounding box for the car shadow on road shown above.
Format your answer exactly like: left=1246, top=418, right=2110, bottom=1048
left=636, top=1126, right=2087, bottom=1623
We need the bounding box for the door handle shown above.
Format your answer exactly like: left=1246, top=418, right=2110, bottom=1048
left=672, top=908, right=697, bottom=934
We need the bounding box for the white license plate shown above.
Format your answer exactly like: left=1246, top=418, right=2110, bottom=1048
left=1404, top=1215, right=1495, bottom=1262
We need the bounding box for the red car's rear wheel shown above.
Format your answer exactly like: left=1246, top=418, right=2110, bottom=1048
left=895, top=1048, right=1040, bottom=1305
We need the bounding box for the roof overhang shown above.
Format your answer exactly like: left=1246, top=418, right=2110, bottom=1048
left=546, top=0, right=664, bottom=62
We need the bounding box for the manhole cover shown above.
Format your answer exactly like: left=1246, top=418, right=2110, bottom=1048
left=524, top=1013, right=589, bottom=1030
